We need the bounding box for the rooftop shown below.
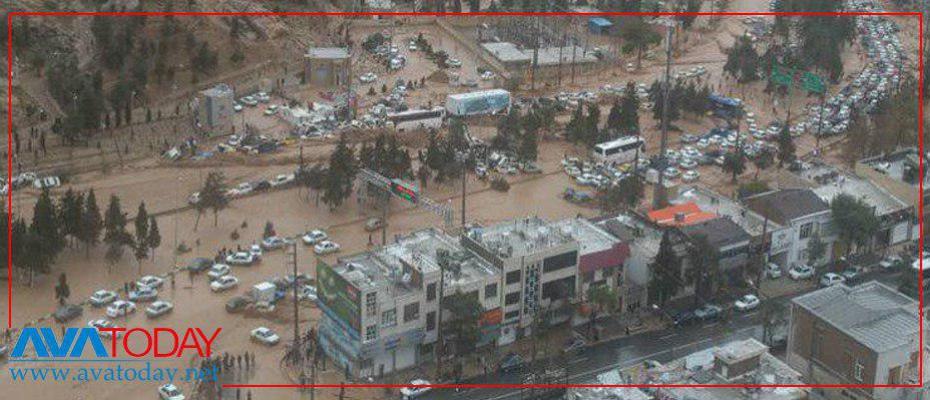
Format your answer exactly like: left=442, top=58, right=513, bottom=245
left=744, top=188, right=831, bottom=225
left=482, top=42, right=599, bottom=67
left=201, top=83, right=233, bottom=97
left=647, top=202, right=718, bottom=227
left=792, top=281, right=919, bottom=352
left=306, top=47, right=351, bottom=59
left=598, top=213, right=663, bottom=256
left=552, top=218, right=619, bottom=255
left=812, top=174, right=908, bottom=216
left=379, top=229, right=498, bottom=291
left=481, top=42, right=531, bottom=63
left=679, top=217, right=752, bottom=249
left=861, top=148, right=928, bottom=189
left=468, top=217, right=575, bottom=259
left=674, top=185, right=777, bottom=237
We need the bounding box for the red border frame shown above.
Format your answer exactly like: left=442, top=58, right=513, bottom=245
left=5, top=8, right=925, bottom=392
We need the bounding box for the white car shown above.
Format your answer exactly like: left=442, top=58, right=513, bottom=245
left=89, top=290, right=118, bottom=307
left=158, top=383, right=185, bottom=400
left=261, top=236, right=292, bottom=250
left=250, top=327, right=280, bottom=346
left=225, top=252, right=255, bottom=266
left=480, top=71, right=495, bottom=81
left=106, top=300, right=136, bottom=318
left=128, top=286, right=158, bottom=302
left=137, top=275, right=164, bottom=289
left=211, top=275, right=239, bottom=292
left=820, top=272, right=846, bottom=287
left=734, top=294, right=760, bottom=311
left=229, top=182, right=254, bottom=198
left=681, top=170, right=700, bottom=182
left=145, top=300, right=174, bottom=318
left=301, top=230, right=328, bottom=245
left=314, top=240, right=340, bottom=255
left=298, top=285, right=318, bottom=302
left=447, top=58, right=462, bottom=68
left=663, top=167, right=681, bottom=179
left=249, top=244, right=263, bottom=260
left=400, top=379, right=432, bottom=400
left=879, top=255, right=903, bottom=269
left=765, top=263, right=782, bottom=279
left=88, top=319, right=121, bottom=338
left=788, top=265, right=814, bottom=280
left=187, top=192, right=201, bottom=205
left=33, top=176, right=61, bottom=190
left=270, top=173, right=295, bottom=187
left=359, top=72, right=378, bottom=83
left=233, top=104, right=243, bottom=112
left=207, top=264, right=231, bottom=280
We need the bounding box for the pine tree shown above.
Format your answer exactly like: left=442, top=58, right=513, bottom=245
left=147, top=216, right=161, bottom=260
left=134, top=202, right=150, bottom=265
left=518, top=111, right=540, bottom=162
left=59, top=188, right=83, bottom=247
left=648, top=230, right=681, bottom=306
left=200, top=172, right=229, bottom=228
left=80, top=189, right=103, bottom=252
left=606, top=101, right=623, bottom=133
left=322, top=134, right=358, bottom=210
left=32, top=188, right=64, bottom=263
left=619, top=81, right=641, bottom=134
left=776, top=125, right=796, bottom=167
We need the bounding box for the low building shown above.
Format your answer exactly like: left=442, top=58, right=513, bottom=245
left=304, top=47, right=351, bottom=87
left=813, top=174, right=913, bottom=251
left=787, top=281, right=921, bottom=400
left=856, top=148, right=925, bottom=242
left=678, top=216, right=752, bottom=276
left=481, top=42, right=600, bottom=84
left=196, top=84, right=235, bottom=134
left=588, top=17, right=614, bottom=35
left=598, top=213, right=663, bottom=311
left=552, top=218, right=631, bottom=311
left=745, top=188, right=835, bottom=270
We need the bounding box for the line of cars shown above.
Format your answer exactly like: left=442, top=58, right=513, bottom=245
left=188, top=170, right=296, bottom=206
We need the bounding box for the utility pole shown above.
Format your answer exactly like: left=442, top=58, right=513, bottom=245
left=557, top=33, right=566, bottom=86
left=531, top=17, right=540, bottom=91
left=461, top=156, right=467, bottom=228
left=652, top=22, right=675, bottom=210
left=288, top=241, right=299, bottom=343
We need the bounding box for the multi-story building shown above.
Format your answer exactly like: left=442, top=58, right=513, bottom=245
left=304, top=47, right=351, bottom=87
left=461, top=217, right=581, bottom=341
left=745, top=188, right=835, bottom=270
left=787, top=281, right=921, bottom=400
left=552, top=217, right=630, bottom=310
left=856, top=148, right=925, bottom=242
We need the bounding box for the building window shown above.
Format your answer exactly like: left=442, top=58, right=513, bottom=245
left=888, top=366, right=901, bottom=385
left=505, top=292, right=520, bottom=305
left=854, top=361, right=864, bottom=382
left=381, top=309, right=396, bottom=328
left=800, top=222, right=814, bottom=239
left=543, top=251, right=578, bottom=273
left=403, top=302, right=420, bottom=323
left=365, top=292, right=377, bottom=317
left=506, top=270, right=521, bottom=284
left=504, top=310, right=520, bottom=320
left=427, top=283, right=436, bottom=302
left=426, top=311, right=436, bottom=331
left=485, top=283, right=498, bottom=299
left=365, top=325, right=378, bottom=341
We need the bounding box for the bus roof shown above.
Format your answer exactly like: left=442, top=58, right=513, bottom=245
left=594, top=136, right=643, bottom=150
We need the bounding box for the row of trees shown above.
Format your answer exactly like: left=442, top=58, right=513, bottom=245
left=648, top=79, right=713, bottom=124
left=6, top=188, right=161, bottom=284
left=491, top=105, right=552, bottom=162
left=841, top=79, right=921, bottom=167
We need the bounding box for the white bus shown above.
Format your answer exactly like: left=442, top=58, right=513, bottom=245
left=592, top=136, right=645, bottom=164
left=387, top=107, right=445, bottom=132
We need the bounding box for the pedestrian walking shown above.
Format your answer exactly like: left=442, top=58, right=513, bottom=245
left=237, top=388, right=241, bottom=400
left=247, top=390, right=252, bottom=400
left=237, top=354, right=242, bottom=369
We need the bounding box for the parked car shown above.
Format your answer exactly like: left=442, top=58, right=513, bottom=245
left=301, top=230, right=328, bottom=245
left=226, top=296, right=249, bottom=313
left=33, top=176, right=61, bottom=190
left=106, top=300, right=136, bottom=318
left=364, top=217, right=384, bottom=232
left=250, top=327, right=280, bottom=346
left=840, top=268, right=861, bottom=281
left=249, top=244, right=263, bottom=260
left=681, top=170, right=700, bottom=182
left=145, top=300, right=174, bottom=318
left=270, top=174, right=295, bottom=187
left=498, top=353, right=524, bottom=373
left=89, top=290, right=118, bottom=307
left=765, top=263, right=782, bottom=279
left=694, top=304, right=722, bottom=321
left=298, top=285, right=318, bottom=302
left=88, top=319, right=119, bottom=338
left=158, top=383, right=185, bottom=400
left=734, top=294, right=760, bottom=311
left=314, top=240, right=341, bottom=255
left=562, top=337, right=587, bottom=353
left=53, top=303, right=83, bottom=323
left=359, top=72, right=378, bottom=83
left=137, top=275, right=164, bottom=289
left=211, top=275, right=240, bottom=292
left=226, top=252, right=255, bottom=266
left=879, top=255, right=903, bottom=270
left=673, top=310, right=698, bottom=327
left=400, top=379, right=432, bottom=400
left=207, top=264, right=231, bottom=280
left=261, top=236, right=292, bottom=250
left=819, top=272, right=846, bottom=287
left=788, top=265, right=814, bottom=280
left=128, top=286, right=158, bottom=302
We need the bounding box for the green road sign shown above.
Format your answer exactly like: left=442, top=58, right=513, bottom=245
left=800, top=72, right=826, bottom=94
left=771, top=65, right=795, bottom=87
left=771, top=65, right=825, bottom=94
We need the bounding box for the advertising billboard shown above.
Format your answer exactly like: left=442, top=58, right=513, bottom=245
left=317, top=259, right=361, bottom=335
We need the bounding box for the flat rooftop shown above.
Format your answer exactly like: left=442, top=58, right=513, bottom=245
left=552, top=217, right=619, bottom=255
left=379, top=229, right=498, bottom=291
left=813, top=174, right=908, bottom=216
left=469, top=217, right=574, bottom=259
left=598, top=213, right=663, bottom=256
left=673, top=185, right=779, bottom=237
left=482, top=42, right=599, bottom=67
left=481, top=42, right=531, bottom=63
left=306, top=47, right=351, bottom=59
left=861, top=148, right=928, bottom=189
left=201, top=83, right=233, bottom=97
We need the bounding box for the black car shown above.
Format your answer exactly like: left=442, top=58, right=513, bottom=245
left=498, top=353, right=524, bottom=373
left=53, top=303, right=83, bottom=323
left=187, top=257, right=213, bottom=273
left=672, top=311, right=698, bottom=327
left=694, top=304, right=723, bottom=321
